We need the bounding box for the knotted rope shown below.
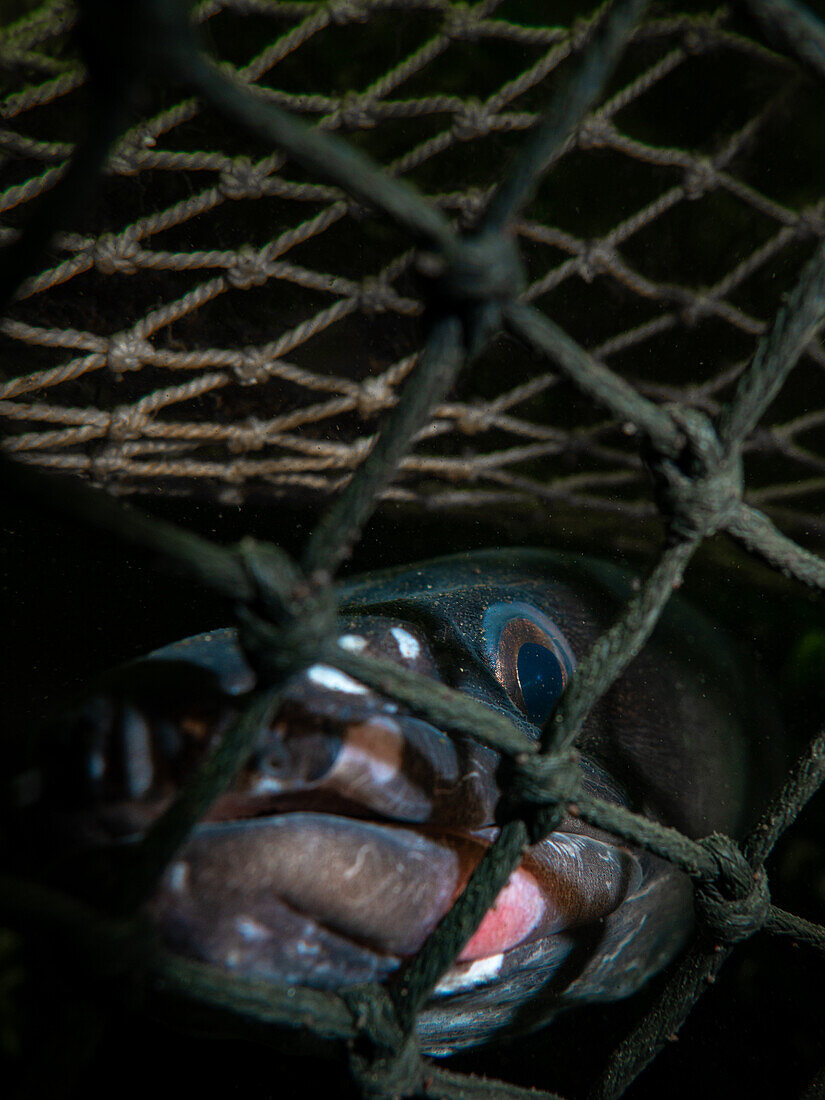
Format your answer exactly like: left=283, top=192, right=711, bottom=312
left=646, top=407, right=744, bottom=542
left=694, top=834, right=771, bottom=948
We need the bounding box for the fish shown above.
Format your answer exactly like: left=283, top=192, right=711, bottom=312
left=25, top=549, right=776, bottom=1054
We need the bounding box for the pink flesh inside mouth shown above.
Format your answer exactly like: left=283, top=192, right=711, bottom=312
left=459, top=866, right=546, bottom=960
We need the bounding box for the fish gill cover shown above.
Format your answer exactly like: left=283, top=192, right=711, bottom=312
left=0, top=1, right=824, bottom=1098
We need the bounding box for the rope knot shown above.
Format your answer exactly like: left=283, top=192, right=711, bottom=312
left=235, top=539, right=336, bottom=683
left=107, top=145, right=141, bottom=177
left=233, top=347, right=271, bottom=386
left=227, top=246, right=271, bottom=290
left=107, top=128, right=156, bottom=177
left=219, top=157, right=268, bottom=200
left=455, top=187, right=487, bottom=230
left=577, top=114, right=613, bottom=150
left=94, top=232, right=141, bottom=276
left=232, top=415, right=269, bottom=453
left=89, top=447, right=119, bottom=483
left=357, top=277, right=396, bottom=314
left=356, top=377, right=394, bottom=418
left=680, top=294, right=712, bottom=327
left=570, top=16, right=595, bottom=52
left=327, top=0, right=369, bottom=26
left=682, top=18, right=719, bottom=55
left=338, top=93, right=375, bottom=131
left=218, top=484, right=243, bottom=506
left=107, top=331, right=153, bottom=374
left=795, top=210, right=825, bottom=241
left=695, top=833, right=770, bottom=946
left=453, top=402, right=493, bottom=434
left=497, top=749, right=582, bottom=842
left=644, top=405, right=742, bottom=540
left=443, top=7, right=481, bottom=41
left=108, top=405, right=147, bottom=441
left=452, top=99, right=492, bottom=141
left=576, top=240, right=614, bottom=283
left=343, top=986, right=423, bottom=1100
left=683, top=159, right=717, bottom=201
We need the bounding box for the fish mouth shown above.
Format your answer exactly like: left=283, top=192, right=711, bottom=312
left=40, top=637, right=642, bottom=997
left=149, top=811, right=640, bottom=993
left=139, top=673, right=641, bottom=994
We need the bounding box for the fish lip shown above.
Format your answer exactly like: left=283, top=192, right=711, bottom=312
left=148, top=809, right=643, bottom=994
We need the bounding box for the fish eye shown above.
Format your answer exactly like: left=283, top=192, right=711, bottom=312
left=482, top=602, right=577, bottom=728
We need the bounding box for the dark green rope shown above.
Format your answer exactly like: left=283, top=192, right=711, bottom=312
left=717, top=238, right=825, bottom=455
left=390, top=820, right=531, bottom=1033
left=543, top=538, right=697, bottom=754
left=333, top=647, right=534, bottom=758
left=153, top=953, right=357, bottom=1042
left=504, top=300, right=684, bottom=458
left=727, top=503, right=825, bottom=591
left=571, top=795, right=718, bottom=880
left=303, top=316, right=466, bottom=577
left=744, top=728, right=825, bottom=867
left=484, top=0, right=651, bottom=231
left=586, top=943, right=730, bottom=1100
left=112, top=688, right=282, bottom=914
left=766, top=907, right=825, bottom=953
left=741, top=0, right=825, bottom=83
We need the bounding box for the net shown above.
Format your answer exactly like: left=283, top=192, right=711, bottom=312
left=2, top=0, right=825, bottom=545
left=1, top=2, right=825, bottom=1099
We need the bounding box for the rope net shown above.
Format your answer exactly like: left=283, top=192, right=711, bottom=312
left=1, top=1, right=824, bottom=1098
left=3, top=0, right=825, bottom=541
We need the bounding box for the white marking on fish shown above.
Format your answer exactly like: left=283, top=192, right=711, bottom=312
left=541, top=833, right=588, bottom=867
left=436, top=953, right=504, bottom=994
left=584, top=914, right=649, bottom=982
left=251, top=774, right=286, bottom=795
left=168, top=861, right=190, bottom=894
left=330, top=716, right=403, bottom=788
left=123, top=706, right=154, bottom=799
left=295, top=939, right=321, bottom=956
left=307, top=664, right=368, bottom=695
left=235, top=916, right=272, bottom=943
left=343, top=844, right=370, bottom=880
left=627, top=880, right=657, bottom=902
left=390, top=626, right=420, bottom=660
left=338, top=634, right=367, bottom=653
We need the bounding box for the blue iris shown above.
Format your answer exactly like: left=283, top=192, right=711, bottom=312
left=517, top=642, right=565, bottom=727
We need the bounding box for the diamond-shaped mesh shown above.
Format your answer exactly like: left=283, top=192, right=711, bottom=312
left=2, top=0, right=825, bottom=544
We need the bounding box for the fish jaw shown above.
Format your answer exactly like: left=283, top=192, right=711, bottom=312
left=28, top=569, right=731, bottom=1053
left=33, top=627, right=660, bottom=1051
left=147, top=812, right=643, bottom=999
left=142, top=800, right=686, bottom=1055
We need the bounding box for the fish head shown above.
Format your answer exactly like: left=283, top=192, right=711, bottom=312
left=26, top=550, right=761, bottom=1051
